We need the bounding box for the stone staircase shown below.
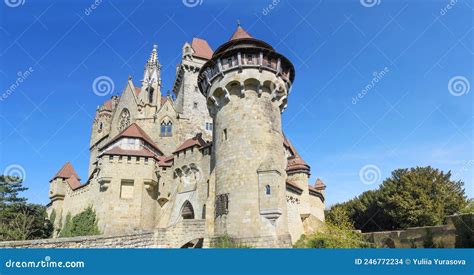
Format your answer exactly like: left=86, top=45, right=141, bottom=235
left=154, top=219, right=206, bottom=248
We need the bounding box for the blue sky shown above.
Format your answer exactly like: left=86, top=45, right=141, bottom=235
left=0, top=0, right=472, bottom=207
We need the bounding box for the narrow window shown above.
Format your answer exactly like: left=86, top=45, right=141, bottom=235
left=223, top=128, right=227, bottom=141
left=127, top=156, right=132, bottom=162
left=144, top=157, right=149, bottom=163
left=193, top=102, right=198, bottom=109
left=265, top=185, right=271, bottom=195
left=109, top=155, right=113, bottom=161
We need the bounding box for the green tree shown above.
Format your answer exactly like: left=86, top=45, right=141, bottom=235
left=59, top=206, right=101, bottom=237
left=0, top=176, right=52, bottom=241
left=328, top=166, right=468, bottom=232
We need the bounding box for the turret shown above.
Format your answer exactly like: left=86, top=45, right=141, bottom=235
left=172, top=38, right=214, bottom=140
left=198, top=24, right=295, bottom=247
left=141, top=44, right=162, bottom=106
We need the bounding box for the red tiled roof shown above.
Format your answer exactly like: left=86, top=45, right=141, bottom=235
left=101, top=99, right=112, bottom=111
left=191, top=38, right=213, bottom=59
left=51, top=162, right=85, bottom=190
left=311, top=178, right=326, bottom=190
left=66, top=175, right=82, bottom=190
left=229, top=25, right=252, bottom=41
left=284, top=135, right=310, bottom=174
left=101, top=123, right=163, bottom=155
left=51, top=162, right=80, bottom=181
left=173, top=133, right=207, bottom=154
left=102, top=147, right=157, bottom=158
left=157, top=156, right=174, bottom=167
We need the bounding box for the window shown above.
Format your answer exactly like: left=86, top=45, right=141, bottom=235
left=120, top=180, right=134, bottom=199
left=160, top=120, right=173, bottom=137
left=265, top=185, right=271, bottom=195
left=98, top=122, right=103, bottom=133
left=144, top=157, right=149, bottom=163
left=205, top=122, right=213, bottom=131
left=127, top=156, right=132, bottom=162
left=119, top=156, right=123, bottom=161
left=222, top=128, right=227, bottom=141
left=148, top=87, right=154, bottom=103
left=109, top=155, right=113, bottom=161
left=118, top=109, right=131, bottom=132
left=193, top=102, right=198, bottom=109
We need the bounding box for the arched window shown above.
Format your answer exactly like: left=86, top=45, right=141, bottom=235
left=181, top=201, right=194, bottom=220
left=265, top=185, right=271, bottom=195
left=160, top=120, right=172, bottom=137
left=118, top=109, right=130, bottom=132
left=147, top=87, right=154, bottom=104
left=98, top=122, right=103, bottom=133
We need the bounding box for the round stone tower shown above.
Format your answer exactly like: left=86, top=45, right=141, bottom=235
left=198, top=25, right=295, bottom=246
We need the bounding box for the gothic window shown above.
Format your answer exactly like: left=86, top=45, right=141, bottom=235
left=148, top=87, right=154, bottom=104
left=98, top=122, right=103, bottom=133
left=160, top=120, right=172, bottom=137
left=118, top=108, right=130, bottom=132
left=202, top=204, right=206, bottom=219
left=265, top=185, right=271, bottom=195
left=181, top=201, right=194, bottom=219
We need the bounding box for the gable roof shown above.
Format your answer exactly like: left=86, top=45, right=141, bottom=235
left=229, top=25, right=252, bottom=41
left=191, top=38, right=213, bottom=59
left=100, top=123, right=163, bottom=155
left=51, top=162, right=80, bottom=181
left=173, top=133, right=208, bottom=154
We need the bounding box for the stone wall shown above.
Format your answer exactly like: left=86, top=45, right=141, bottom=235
left=0, top=232, right=154, bottom=248
left=363, top=214, right=473, bottom=248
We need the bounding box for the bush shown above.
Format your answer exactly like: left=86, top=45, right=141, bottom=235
left=59, top=206, right=100, bottom=237
left=293, top=222, right=372, bottom=248
left=211, top=235, right=251, bottom=248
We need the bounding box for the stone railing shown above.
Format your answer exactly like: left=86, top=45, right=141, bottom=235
left=363, top=214, right=473, bottom=248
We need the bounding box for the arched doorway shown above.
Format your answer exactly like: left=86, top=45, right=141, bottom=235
left=181, top=201, right=194, bottom=219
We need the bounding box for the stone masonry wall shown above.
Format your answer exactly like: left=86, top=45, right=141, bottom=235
left=0, top=232, right=155, bottom=248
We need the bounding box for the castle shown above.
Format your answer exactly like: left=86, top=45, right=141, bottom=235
left=47, top=25, right=326, bottom=248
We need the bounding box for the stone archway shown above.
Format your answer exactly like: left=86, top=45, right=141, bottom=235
left=181, top=201, right=194, bottom=219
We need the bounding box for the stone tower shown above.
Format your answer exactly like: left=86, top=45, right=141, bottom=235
left=198, top=25, right=295, bottom=246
